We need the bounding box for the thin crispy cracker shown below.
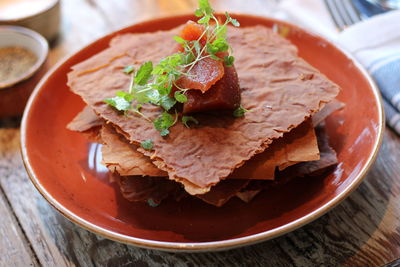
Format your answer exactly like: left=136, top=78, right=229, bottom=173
left=113, top=125, right=338, bottom=207
left=100, top=125, right=165, bottom=177
left=68, top=26, right=339, bottom=194
left=312, top=99, right=345, bottom=126
left=195, top=179, right=249, bottom=207
left=229, top=119, right=319, bottom=179
left=70, top=107, right=319, bottom=180
left=67, top=105, right=102, bottom=132
left=111, top=173, right=182, bottom=204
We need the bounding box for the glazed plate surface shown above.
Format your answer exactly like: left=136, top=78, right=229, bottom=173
left=21, top=14, right=383, bottom=252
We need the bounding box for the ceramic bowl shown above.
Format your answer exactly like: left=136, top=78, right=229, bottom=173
left=20, top=14, right=384, bottom=252
left=0, top=26, right=48, bottom=117
left=0, top=0, right=60, bottom=41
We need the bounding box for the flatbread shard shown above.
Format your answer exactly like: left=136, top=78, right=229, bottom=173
left=100, top=125, right=165, bottom=177
left=69, top=106, right=319, bottom=180
left=69, top=106, right=320, bottom=181
left=67, top=25, right=340, bottom=194
left=67, top=106, right=103, bottom=143
left=111, top=173, right=183, bottom=204
left=229, top=119, right=319, bottom=179
left=67, top=105, right=102, bottom=132
left=195, top=179, right=249, bottom=207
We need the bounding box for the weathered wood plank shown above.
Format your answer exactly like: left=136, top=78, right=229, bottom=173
left=0, top=188, right=38, bottom=267
left=1, top=119, right=400, bottom=266
left=1, top=0, right=400, bottom=266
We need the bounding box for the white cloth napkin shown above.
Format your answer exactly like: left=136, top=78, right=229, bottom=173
left=276, top=0, right=400, bottom=134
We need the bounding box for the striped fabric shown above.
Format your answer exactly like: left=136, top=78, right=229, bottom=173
left=276, top=2, right=400, bottom=134
left=337, top=11, right=400, bottom=135
left=369, top=55, right=400, bottom=133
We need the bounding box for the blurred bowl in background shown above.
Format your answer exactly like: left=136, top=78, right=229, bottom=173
left=0, top=0, right=60, bottom=41
left=0, top=26, right=48, bottom=118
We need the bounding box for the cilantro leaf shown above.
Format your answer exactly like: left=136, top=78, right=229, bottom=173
left=230, top=18, right=240, bottom=27
left=225, top=12, right=240, bottom=27
left=233, top=105, right=248, bottom=117
left=116, top=91, right=134, bottom=101
left=173, top=36, right=186, bottom=44
left=198, top=0, right=213, bottom=15
left=147, top=199, right=159, bottom=207
left=209, top=53, right=222, bottom=61
left=104, top=96, right=131, bottom=111
left=159, top=95, right=176, bottom=111
left=182, top=116, right=199, bottom=128
left=193, top=41, right=201, bottom=56
left=140, top=139, right=154, bottom=150
left=154, top=112, right=176, bottom=136
left=160, top=129, right=170, bottom=136
left=174, top=91, right=188, bottom=103
left=214, top=24, right=227, bottom=39
left=134, top=61, right=153, bottom=85
left=198, top=15, right=211, bottom=24
left=183, top=53, right=195, bottom=64
left=194, top=8, right=203, bottom=17
left=211, top=38, right=229, bottom=53
left=123, top=65, right=134, bottom=74
left=224, top=55, right=235, bottom=67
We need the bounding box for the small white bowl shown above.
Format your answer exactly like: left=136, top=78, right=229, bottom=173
left=0, top=0, right=60, bottom=41
left=0, top=25, right=48, bottom=89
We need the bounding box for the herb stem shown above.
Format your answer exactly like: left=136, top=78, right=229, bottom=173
left=128, top=75, right=135, bottom=94
left=186, top=47, right=210, bottom=73
left=132, top=110, right=151, bottom=121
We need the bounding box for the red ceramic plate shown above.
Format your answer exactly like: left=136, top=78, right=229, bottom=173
left=21, top=14, right=384, bottom=252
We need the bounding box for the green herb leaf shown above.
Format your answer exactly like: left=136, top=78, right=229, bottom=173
left=173, top=36, right=186, bottom=44
left=154, top=112, right=176, bottom=135
left=141, top=139, right=154, bottom=150
left=211, top=38, right=229, bottom=53
left=194, top=8, right=203, bottom=17
left=224, top=55, right=235, bottom=66
left=104, top=96, right=131, bottom=111
left=134, top=61, right=153, bottom=86
left=208, top=53, right=222, bottom=61
left=182, top=116, right=199, bottom=128
left=123, top=65, right=134, bottom=74
left=197, top=15, right=210, bottom=24
left=231, top=18, right=240, bottom=27
left=233, top=105, right=248, bottom=118
left=105, top=0, right=241, bottom=133
left=225, top=12, right=240, bottom=27
left=183, top=53, right=195, bottom=64
left=193, top=40, right=201, bottom=56
left=159, top=95, right=176, bottom=111
left=174, top=91, right=188, bottom=103
left=160, top=129, right=170, bottom=136
left=116, top=91, right=134, bottom=101
left=147, top=199, right=159, bottom=207
left=198, top=0, right=213, bottom=15
left=214, top=24, right=227, bottom=39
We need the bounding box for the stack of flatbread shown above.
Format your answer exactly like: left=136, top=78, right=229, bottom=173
left=67, top=25, right=342, bottom=207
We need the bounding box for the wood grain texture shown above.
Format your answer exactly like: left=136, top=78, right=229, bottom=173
left=0, top=187, right=37, bottom=267
left=0, top=0, right=399, bottom=266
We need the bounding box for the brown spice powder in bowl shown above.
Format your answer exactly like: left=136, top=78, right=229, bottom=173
left=0, top=46, right=38, bottom=86
left=0, top=26, right=48, bottom=89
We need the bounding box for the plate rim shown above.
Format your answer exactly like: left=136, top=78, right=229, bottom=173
left=20, top=13, right=385, bottom=252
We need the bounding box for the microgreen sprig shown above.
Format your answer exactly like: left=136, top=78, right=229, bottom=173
left=104, top=0, right=240, bottom=136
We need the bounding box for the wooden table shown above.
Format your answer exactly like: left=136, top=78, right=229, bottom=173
left=1, top=1, right=399, bottom=266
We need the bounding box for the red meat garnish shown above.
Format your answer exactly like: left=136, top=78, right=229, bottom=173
left=176, top=21, right=225, bottom=93
left=176, top=57, right=225, bottom=93
left=183, top=63, right=241, bottom=114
